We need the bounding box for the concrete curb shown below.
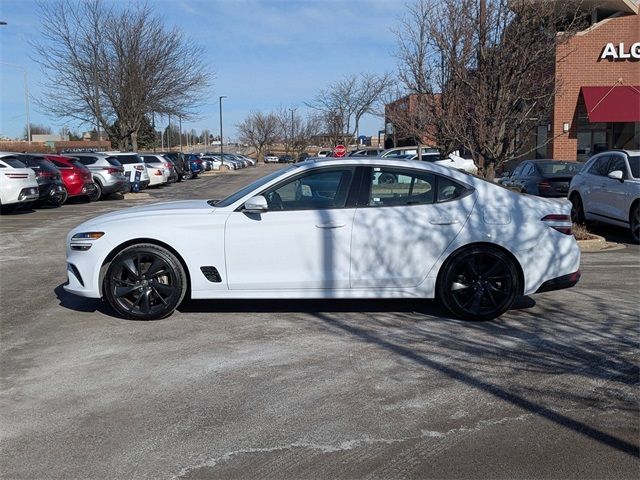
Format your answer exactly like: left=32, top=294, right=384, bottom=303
left=577, top=234, right=624, bottom=253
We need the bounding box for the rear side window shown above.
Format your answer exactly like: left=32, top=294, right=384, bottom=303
left=368, top=168, right=435, bottom=206
left=76, top=156, right=97, bottom=165
left=1, top=157, right=27, bottom=168
left=142, top=156, right=158, bottom=164
left=50, top=159, right=69, bottom=169
left=106, top=157, right=122, bottom=167
left=115, top=155, right=142, bottom=164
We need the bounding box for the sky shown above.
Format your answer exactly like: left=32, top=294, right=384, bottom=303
left=0, top=0, right=402, bottom=142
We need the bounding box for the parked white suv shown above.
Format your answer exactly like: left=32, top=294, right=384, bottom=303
left=0, top=152, right=40, bottom=212
left=568, top=150, right=640, bottom=243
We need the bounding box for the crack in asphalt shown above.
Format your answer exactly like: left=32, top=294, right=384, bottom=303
left=172, top=413, right=536, bottom=479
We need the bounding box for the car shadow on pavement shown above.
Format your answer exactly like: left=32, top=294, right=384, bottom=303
left=177, top=295, right=536, bottom=316
left=54, top=284, right=114, bottom=315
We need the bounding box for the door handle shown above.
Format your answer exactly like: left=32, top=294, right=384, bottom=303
left=316, top=223, right=345, bottom=229
left=430, top=217, right=459, bottom=225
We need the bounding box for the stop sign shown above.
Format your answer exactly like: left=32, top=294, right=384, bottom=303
left=334, top=145, right=346, bottom=157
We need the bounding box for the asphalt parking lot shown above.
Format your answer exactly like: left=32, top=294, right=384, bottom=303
left=1, top=164, right=638, bottom=479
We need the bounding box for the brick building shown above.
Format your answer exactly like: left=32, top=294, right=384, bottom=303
left=385, top=0, right=639, bottom=161
left=548, top=0, right=640, bottom=161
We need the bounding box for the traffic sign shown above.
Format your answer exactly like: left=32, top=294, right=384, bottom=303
left=334, top=145, right=346, bottom=157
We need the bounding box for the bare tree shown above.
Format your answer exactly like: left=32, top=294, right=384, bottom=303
left=393, top=0, right=588, bottom=179
left=23, top=123, right=51, bottom=140
left=236, top=111, right=279, bottom=161
left=32, top=0, right=212, bottom=151
left=308, top=73, right=395, bottom=146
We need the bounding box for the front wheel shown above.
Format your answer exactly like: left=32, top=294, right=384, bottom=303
left=437, top=246, right=519, bottom=321
left=104, top=244, right=187, bottom=320
left=630, top=203, right=639, bottom=244
left=87, top=182, right=102, bottom=202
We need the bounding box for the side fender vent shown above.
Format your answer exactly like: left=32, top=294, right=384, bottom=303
left=200, top=266, right=222, bottom=283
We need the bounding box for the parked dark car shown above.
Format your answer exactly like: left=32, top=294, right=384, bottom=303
left=297, top=152, right=311, bottom=163
left=278, top=154, right=293, bottom=163
left=44, top=154, right=97, bottom=201
left=160, top=152, right=186, bottom=181
left=183, top=154, right=202, bottom=178
left=504, top=159, right=582, bottom=197
left=348, top=148, right=385, bottom=157
left=15, top=154, right=67, bottom=206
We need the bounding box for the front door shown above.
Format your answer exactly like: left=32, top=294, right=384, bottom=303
left=225, top=167, right=357, bottom=290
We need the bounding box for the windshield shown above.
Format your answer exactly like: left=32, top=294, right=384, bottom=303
left=213, top=166, right=297, bottom=207
left=628, top=156, right=639, bottom=179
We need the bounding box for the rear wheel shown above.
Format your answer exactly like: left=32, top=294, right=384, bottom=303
left=104, top=244, right=187, bottom=320
left=437, top=246, right=519, bottom=321
left=630, top=203, right=639, bottom=244
left=570, top=194, right=585, bottom=225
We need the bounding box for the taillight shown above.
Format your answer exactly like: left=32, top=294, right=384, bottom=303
left=135, top=165, right=144, bottom=171
left=103, top=167, right=121, bottom=174
left=5, top=173, right=28, bottom=179
left=538, top=182, right=551, bottom=191
left=542, top=214, right=572, bottom=235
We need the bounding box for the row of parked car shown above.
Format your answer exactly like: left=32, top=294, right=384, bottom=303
left=0, top=150, right=256, bottom=213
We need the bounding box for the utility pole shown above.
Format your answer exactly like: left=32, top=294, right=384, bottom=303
left=288, top=107, right=296, bottom=157
left=179, top=116, right=183, bottom=153
left=168, top=114, right=172, bottom=151
left=219, top=95, right=227, bottom=165
left=152, top=112, right=156, bottom=152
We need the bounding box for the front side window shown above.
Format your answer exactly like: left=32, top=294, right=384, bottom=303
left=607, top=155, right=627, bottom=178
left=587, top=156, right=609, bottom=176
left=262, top=168, right=354, bottom=211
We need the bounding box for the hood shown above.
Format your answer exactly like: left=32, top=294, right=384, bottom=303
left=79, top=200, right=214, bottom=228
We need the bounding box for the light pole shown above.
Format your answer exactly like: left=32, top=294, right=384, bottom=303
left=179, top=116, right=183, bottom=153
left=219, top=95, right=227, bottom=165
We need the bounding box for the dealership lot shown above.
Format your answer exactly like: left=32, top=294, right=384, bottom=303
left=1, top=164, right=638, bottom=479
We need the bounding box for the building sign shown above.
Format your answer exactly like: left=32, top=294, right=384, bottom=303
left=600, top=42, right=640, bottom=60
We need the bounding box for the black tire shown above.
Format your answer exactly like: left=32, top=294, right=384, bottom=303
left=104, top=243, right=187, bottom=320
left=88, top=182, right=102, bottom=202
left=630, top=203, right=639, bottom=245
left=437, top=246, right=519, bottom=321
left=47, top=189, right=65, bottom=207
left=570, top=194, right=585, bottom=225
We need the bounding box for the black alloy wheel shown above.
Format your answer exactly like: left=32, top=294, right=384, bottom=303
left=87, top=182, right=102, bottom=202
left=570, top=194, right=585, bottom=225
left=438, top=246, right=519, bottom=321
left=104, top=244, right=187, bottom=320
left=47, top=188, right=66, bottom=207
left=630, top=203, right=639, bottom=244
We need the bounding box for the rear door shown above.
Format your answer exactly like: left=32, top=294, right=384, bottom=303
left=350, top=167, right=475, bottom=288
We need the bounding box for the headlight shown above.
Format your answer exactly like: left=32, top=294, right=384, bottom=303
left=71, top=232, right=104, bottom=240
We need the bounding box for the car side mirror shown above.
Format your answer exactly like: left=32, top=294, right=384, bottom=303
left=244, top=195, right=268, bottom=213
left=607, top=170, right=624, bottom=182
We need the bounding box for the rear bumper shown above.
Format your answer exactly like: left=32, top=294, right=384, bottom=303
left=102, top=180, right=130, bottom=194
left=535, top=270, right=581, bottom=293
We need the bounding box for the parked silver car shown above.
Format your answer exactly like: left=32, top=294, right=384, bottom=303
left=70, top=152, right=130, bottom=199
left=569, top=149, right=640, bottom=243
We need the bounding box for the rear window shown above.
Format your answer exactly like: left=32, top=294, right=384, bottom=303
left=628, top=156, right=639, bottom=179
left=538, top=162, right=581, bottom=175
left=1, top=157, right=27, bottom=168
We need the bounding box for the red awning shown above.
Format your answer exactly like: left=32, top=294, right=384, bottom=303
left=581, top=86, right=640, bottom=123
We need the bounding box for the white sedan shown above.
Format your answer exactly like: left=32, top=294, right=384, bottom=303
left=64, top=158, right=581, bottom=321
left=0, top=152, right=40, bottom=212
